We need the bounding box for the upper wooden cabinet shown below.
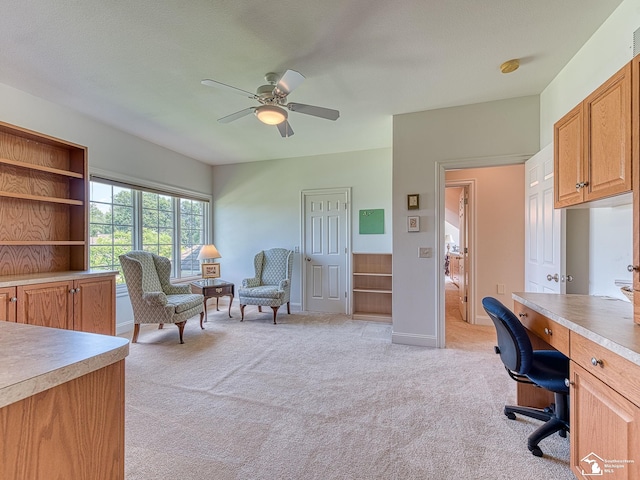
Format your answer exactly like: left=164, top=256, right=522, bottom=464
left=554, top=62, right=632, bottom=208
left=633, top=56, right=640, bottom=323
left=0, top=121, right=88, bottom=275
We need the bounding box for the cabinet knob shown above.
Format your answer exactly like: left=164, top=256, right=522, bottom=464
left=544, top=327, right=552, bottom=336
left=591, top=357, right=603, bottom=367
left=9, top=297, right=17, bottom=303
left=564, top=378, right=574, bottom=388
left=518, top=312, right=527, bottom=318
left=628, top=265, right=640, bottom=272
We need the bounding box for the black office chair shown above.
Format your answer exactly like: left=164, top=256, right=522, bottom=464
left=482, top=297, right=570, bottom=457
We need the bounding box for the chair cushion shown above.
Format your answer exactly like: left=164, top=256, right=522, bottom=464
left=239, top=286, right=283, bottom=299
left=167, top=294, right=204, bottom=313
left=527, top=350, right=570, bottom=394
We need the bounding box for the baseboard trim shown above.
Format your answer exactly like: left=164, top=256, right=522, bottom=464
left=391, top=332, right=438, bottom=348
left=116, top=320, right=134, bottom=336
left=474, top=314, right=492, bottom=326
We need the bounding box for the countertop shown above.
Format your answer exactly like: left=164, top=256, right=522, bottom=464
left=0, top=270, right=118, bottom=288
left=512, top=292, right=640, bottom=367
left=0, top=322, right=129, bottom=409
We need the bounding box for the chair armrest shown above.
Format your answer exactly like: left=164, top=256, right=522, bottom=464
left=242, top=278, right=261, bottom=288
left=142, top=292, right=168, bottom=306
left=278, top=279, right=289, bottom=290
left=164, top=284, right=191, bottom=295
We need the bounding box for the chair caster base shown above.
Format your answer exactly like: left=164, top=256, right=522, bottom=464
left=528, top=445, right=543, bottom=457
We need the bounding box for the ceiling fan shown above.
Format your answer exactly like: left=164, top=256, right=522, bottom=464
left=201, top=70, right=340, bottom=138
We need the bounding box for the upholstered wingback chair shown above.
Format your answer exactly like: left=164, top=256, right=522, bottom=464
left=119, top=251, right=204, bottom=344
left=238, top=248, right=293, bottom=324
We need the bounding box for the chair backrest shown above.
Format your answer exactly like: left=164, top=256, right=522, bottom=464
left=256, top=248, right=293, bottom=286
left=482, top=297, right=533, bottom=375
left=119, top=250, right=163, bottom=294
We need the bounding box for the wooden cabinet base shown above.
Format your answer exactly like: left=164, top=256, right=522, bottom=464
left=0, top=361, right=125, bottom=480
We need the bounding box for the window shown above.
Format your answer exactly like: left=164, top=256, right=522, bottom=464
left=89, top=179, right=209, bottom=286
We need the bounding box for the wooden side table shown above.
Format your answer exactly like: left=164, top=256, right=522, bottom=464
left=190, top=279, right=234, bottom=319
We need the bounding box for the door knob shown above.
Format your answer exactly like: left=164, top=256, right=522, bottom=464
left=566, top=275, right=574, bottom=282
left=306, top=257, right=312, bottom=262
left=546, top=274, right=559, bottom=282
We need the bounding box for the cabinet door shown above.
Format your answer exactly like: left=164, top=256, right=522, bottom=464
left=632, top=56, right=640, bottom=322
left=17, top=281, right=74, bottom=329
left=73, top=276, right=116, bottom=335
left=0, top=286, right=17, bottom=322
left=554, top=103, right=583, bottom=208
left=583, top=62, right=632, bottom=202
left=570, top=363, right=640, bottom=478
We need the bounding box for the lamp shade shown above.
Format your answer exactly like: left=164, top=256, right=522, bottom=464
left=255, top=105, right=287, bottom=125
left=444, top=234, right=454, bottom=244
left=197, top=244, right=221, bottom=261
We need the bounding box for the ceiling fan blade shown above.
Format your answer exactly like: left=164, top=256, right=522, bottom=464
left=277, top=121, right=294, bottom=138
left=217, top=107, right=255, bottom=124
left=273, top=70, right=305, bottom=97
left=287, top=103, right=340, bottom=121
left=201, top=79, right=257, bottom=99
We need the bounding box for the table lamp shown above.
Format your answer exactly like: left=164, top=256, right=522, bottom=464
left=197, top=244, right=222, bottom=278
left=444, top=234, right=454, bottom=253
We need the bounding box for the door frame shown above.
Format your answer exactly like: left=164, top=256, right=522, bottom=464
left=444, top=180, right=474, bottom=324
left=436, top=154, right=531, bottom=348
left=300, top=187, right=352, bottom=313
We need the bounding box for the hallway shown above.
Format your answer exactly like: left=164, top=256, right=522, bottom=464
left=445, top=278, right=494, bottom=350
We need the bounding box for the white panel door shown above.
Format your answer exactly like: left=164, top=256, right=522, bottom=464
left=458, top=188, right=468, bottom=321
left=304, top=192, right=348, bottom=313
left=525, top=144, right=565, bottom=294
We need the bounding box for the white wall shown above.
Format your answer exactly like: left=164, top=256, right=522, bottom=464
left=392, top=95, right=539, bottom=347
left=211, top=148, right=392, bottom=307
left=540, top=0, right=639, bottom=299
left=0, top=82, right=214, bottom=333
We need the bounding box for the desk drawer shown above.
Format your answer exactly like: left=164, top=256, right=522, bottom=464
left=513, top=302, right=570, bottom=355
left=571, top=332, right=640, bottom=407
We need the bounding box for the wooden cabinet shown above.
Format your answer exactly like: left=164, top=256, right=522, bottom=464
left=0, top=286, right=17, bottom=322
left=0, top=360, right=125, bottom=480
left=633, top=55, right=640, bottom=324
left=0, top=122, right=116, bottom=335
left=352, top=253, right=392, bottom=321
left=13, top=275, right=116, bottom=335
left=554, top=62, right=632, bottom=208
left=570, top=332, right=640, bottom=479
left=0, top=121, right=88, bottom=274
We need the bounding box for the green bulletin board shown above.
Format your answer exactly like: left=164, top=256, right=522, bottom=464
left=359, top=209, right=384, bottom=234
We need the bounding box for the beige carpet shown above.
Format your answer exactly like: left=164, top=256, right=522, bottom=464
left=123, top=292, right=572, bottom=479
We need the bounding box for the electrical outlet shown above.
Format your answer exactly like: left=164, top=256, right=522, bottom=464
left=294, top=246, right=300, bottom=253
left=418, top=247, right=432, bottom=258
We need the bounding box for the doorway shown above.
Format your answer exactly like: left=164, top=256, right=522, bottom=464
left=301, top=188, right=351, bottom=313
left=444, top=183, right=471, bottom=326
left=438, top=158, right=529, bottom=348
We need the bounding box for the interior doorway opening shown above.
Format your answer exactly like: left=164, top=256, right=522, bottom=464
left=438, top=160, right=528, bottom=348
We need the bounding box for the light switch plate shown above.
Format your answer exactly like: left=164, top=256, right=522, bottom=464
left=418, top=247, right=432, bottom=258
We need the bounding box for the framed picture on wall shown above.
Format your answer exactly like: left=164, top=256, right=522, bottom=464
left=407, top=194, right=419, bottom=210
left=407, top=216, right=420, bottom=232
left=201, top=263, right=221, bottom=278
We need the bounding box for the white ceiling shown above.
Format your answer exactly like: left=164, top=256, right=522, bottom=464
left=0, top=1, right=624, bottom=165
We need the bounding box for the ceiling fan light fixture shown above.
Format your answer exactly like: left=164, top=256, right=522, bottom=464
left=255, top=105, right=288, bottom=125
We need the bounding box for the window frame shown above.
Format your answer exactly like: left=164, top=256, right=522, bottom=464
left=88, top=170, right=212, bottom=294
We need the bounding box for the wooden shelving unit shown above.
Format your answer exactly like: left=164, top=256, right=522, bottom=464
left=352, top=253, right=392, bottom=322
left=0, top=121, right=88, bottom=274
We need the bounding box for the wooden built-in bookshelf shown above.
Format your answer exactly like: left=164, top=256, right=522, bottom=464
left=352, top=253, right=392, bottom=322
left=0, top=121, right=88, bottom=275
